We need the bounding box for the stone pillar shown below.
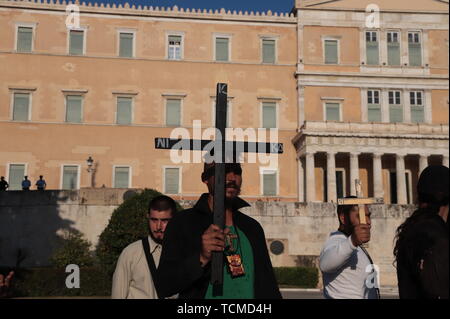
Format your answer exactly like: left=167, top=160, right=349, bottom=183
left=327, top=152, right=337, bottom=203
left=305, top=152, right=316, bottom=202
left=349, top=152, right=360, bottom=196
left=373, top=153, right=383, bottom=198
left=443, top=155, right=449, bottom=168
left=396, top=154, right=407, bottom=204
left=419, top=155, right=429, bottom=174
left=298, top=157, right=304, bottom=202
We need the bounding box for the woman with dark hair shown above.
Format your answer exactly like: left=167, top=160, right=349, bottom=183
left=394, top=165, right=449, bottom=299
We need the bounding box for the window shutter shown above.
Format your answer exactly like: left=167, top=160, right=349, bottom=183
left=324, top=40, right=338, bottom=64
left=216, top=37, right=229, bottom=62
left=62, top=166, right=78, bottom=190
left=388, top=43, right=400, bottom=66
left=389, top=105, right=403, bottom=123
left=13, top=93, right=30, bottom=121
left=9, top=164, right=25, bottom=190
left=114, top=167, right=130, bottom=188
left=262, top=39, right=275, bottom=63
left=411, top=106, right=424, bottom=123
left=368, top=105, right=382, bottom=122
left=263, top=172, right=277, bottom=196
left=408, top=33, right=422, bottom=66
left=366, top=40, right=379, bottom=65
left=117, top=97, right=132, bottom=125
left=262, top=102, right=276, bottom=128
left=66, top=95, right=82, bottom=123
left=69, top=30, right=84, bottom=55
left=17, top=27, right=32, bottom=52
left=166, top=99, right=181, bottom=126
left=119, top=33, right=133, bottom=57
left=165, top=168, right=179, bottom=194
left=326, top=103, right=340, bottom=121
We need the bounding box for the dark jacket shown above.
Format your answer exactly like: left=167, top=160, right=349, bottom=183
left=157, top=193, right=282, bottom=299
left=397, top=214, right=449, bottom=299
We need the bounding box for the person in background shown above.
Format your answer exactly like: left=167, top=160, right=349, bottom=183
left=0, top=176, right=8, bottom=191
left=36, top=175, right=47, bottom=190
left=394, top=165, right=449, bottom=299
left=21, top=176, right=31, bottom=191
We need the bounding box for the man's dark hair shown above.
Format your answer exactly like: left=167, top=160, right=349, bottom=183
left=337, top=195, right=358, bottom=224
left=148, top=195, right=177, bottom=215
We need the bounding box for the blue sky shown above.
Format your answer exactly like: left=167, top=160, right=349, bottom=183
left=93, top=0, right=295, bottom=14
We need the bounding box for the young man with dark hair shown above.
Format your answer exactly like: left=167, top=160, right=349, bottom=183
left=319, top=196, right=380, bottom=299
left=112, top=195, right=176, bottom=299
left=157, top=161, right=281, bottom=299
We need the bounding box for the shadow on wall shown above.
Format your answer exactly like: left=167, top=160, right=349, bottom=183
left=0, top=190, right=78, bottom=269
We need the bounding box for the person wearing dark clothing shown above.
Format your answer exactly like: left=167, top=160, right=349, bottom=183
left=21, top=176, right=31, bottom=191
left=36, top=175, right=47, bottom=190
left=0, top=177, right=8, bottom=191
left=394, top=165, right=449, bottom=299
left=157, top=162, right=281, bottom=299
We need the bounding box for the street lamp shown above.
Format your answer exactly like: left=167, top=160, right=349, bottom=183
left=86, top=156, right=95, bottom=187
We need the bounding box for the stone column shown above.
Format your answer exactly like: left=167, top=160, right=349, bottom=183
left=373, top=153, right=383, bottom=198
left=349, top=152, right=360, bottom=196
left=419, top=155, right=429, bottom=174
left=396, top=154, right=407, bottom=204
left=305, top=152, right=316, bottom=202
left=443, top=155, right=449, bottom=168
left=327, top=152, right=337, bottom=203
left=298, top=157, right=304, bottom=202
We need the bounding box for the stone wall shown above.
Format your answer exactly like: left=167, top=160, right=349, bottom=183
left=0, top=189, right=414, bottom=286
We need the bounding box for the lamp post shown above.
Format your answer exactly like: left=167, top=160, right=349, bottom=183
left=86, top=156, right=95, bottom=188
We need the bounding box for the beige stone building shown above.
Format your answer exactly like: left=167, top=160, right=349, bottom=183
left=293, top=0, right=449, bottom=204
left=0, top=0, right=448, bottom=205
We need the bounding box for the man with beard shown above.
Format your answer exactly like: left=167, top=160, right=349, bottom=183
left=157, top=160, right=281, bottom=299
left=111, top=195, right=176, bottom=299
left=319, top=196, right=380, bottom=299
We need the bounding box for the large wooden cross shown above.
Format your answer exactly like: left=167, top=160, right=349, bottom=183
left=155, top=83, right=284, bottom=296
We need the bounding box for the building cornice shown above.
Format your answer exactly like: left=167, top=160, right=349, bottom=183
left=0, top=0, right=296, bottom=24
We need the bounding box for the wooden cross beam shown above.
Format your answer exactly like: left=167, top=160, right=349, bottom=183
left=154, top=83, right=284, bottom=296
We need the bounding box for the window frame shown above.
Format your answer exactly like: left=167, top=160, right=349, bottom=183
left=260, top=36, right=278, bottom=64
left=10, top=90, right=33, bottom=122
left=323, top=101, right=342, bottom=122
left=386, top=30, right=401, bottom=66
left=213, top=33, right=232, bottom=62
left=115, top=95, right=134, bottom=125
left=260, top=167, right=279, bottom=197
left=260, top=100, right=278, bottom=129
left=323, top=37, right=340, bottom=65
left=407, top=31, right=423, bottom=67
left=63, top=93, right=85, bottom=124
left=112, top=165, right=132, bottom=189
left=367, top=89, right=382, bottom=122
left=365, top=30, right=380, bottom=66
left=166, top=32, right=185, bottom=61
left=15, top=22, right=37, bottom=53
left=335, top=168, right=347, bottom=199
left=60, top=164, right=81, bottom=190
left=117, top=29, right=136, bottom=58
left=163, top=166, right=182, bottom=195
left=67, top=27, right=88, bottom=56
left=6, top=162, right=28, bottom=191
left=164, top=97, right=183, bottom=127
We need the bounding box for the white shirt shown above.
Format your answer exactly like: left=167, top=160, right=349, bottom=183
left=111, top=236, right=161, bottom=299
left=319, top=231, right=379, bottom=299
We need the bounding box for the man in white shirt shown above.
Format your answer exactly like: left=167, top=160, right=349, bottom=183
left=319, top=196, right=380, bottom=299
left=112, top=195, right=176, bottom=299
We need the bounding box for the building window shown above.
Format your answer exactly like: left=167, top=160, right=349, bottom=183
left=324, top=39, right=338, bottom=64
left=17, top=26, right=33, bottom=53
left=215, top=37, right=230, bottom=62
left=365, top=31, right=379, bottom=65
left=336, top=169, right=345, bottom=199
left=62, top=165, right=79, bottom=190
left=408, top=32, right=422, bottom=67
left=69, top=30, right=84, bottom=55
left=212, top=101, right=231, bottom=127
left=410, top=91, right=424, bottom=123
left=262, top=39, right=276, bottom=64
left=12, top=92, right=30, bottom=121
left=166, top=99, right=181, bottom=126
left=65, top=95, right=83, bottom=123
left=116, top=97, right=132, bottom=125
left=388, top=91, right=403, bottom=123
left=8, top=164, right=25, bottom=190
left=387, top=31, right=400, bottom=66
left=262, top=170, right=277, bottom=196
left=168, top=35, right=182, bottom=60
left=164, top=167, right=180, bottom=194
left=119, top=32, right=134, bottom=58
left=367, top=90, right=381, bottom=122
left=262, top=102, right=277, bottom=128
left=389, top=171, right=397, bottom=204
left=114, top=166, right=130, bottom=188
left=325, top=102, right=341, bottom=121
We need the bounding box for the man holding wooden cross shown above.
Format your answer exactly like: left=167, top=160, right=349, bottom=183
left=319, top=182, right=382, bottom=299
